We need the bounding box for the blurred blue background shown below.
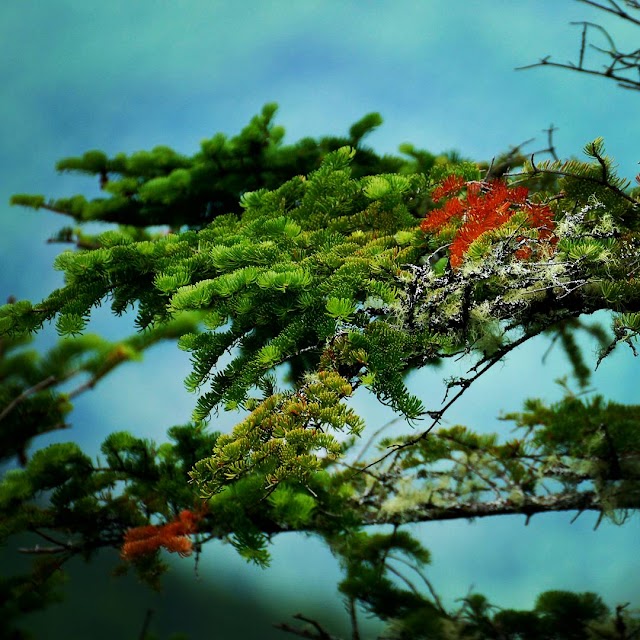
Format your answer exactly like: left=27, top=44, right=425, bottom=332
left=1, top=1, right=639, bottom=638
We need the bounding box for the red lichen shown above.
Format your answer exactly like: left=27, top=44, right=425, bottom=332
left=121, top=508, right=204, bottom=560
left=421, top=178, right=556, bottom=269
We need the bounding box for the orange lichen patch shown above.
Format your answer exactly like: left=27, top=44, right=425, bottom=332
left=121, top=509, right=203, bottom=560
left=421, top=178, right=556, bottom=269
left=431, top=174, right=465, bottom=202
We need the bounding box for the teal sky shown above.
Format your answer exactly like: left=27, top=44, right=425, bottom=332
left=2, top=1, right=640, bottom=635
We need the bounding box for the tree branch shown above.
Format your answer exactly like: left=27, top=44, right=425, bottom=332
left=0, top=375, right=57, bottom=423
left=518, top=1, right=640, bottom=91
left=365, top=491, right=604, bottom=526
left=576, top=0, right=640, bottom=27
left=274, top=614, right=340, bottom=640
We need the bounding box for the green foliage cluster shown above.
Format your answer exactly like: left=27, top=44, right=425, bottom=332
left=356, top=391, right=640, bottom=530
left=10, top=104, right=433, bottom=230
left=3, top=106, right=640, bottom=638
left=321, top=526, right=631, bottom=639
left=192, top=370, right=364, bottom=496
left=0, top=316, right=200, bottom=463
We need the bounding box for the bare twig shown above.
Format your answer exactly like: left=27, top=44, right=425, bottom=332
left=353, top=416, right=405, bottom=464
left=18, top=545, right=68, bottom=554
left=275, top=614, right=340, bottom=640
left=388, top=555, right=448, bottom=616
left=0, top=375, right=57, bottom=423
left=356, top=328, right=543, bottom=476
left=385, top=563, right=421, bottom=596
left=517, top=57, right=640, bottom=91
left=348, top=598, right=361, bottom=640
left=138, top=609, right=154, bottom=640
left=544, top=124, right=560, bottom=162
left=576, top=0, right=640, bottom=27
left=518, top=1, right=640, bottom=90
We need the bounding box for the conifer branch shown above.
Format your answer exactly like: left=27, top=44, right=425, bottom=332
left=368, top=491, right=603, bottom=525
left=526, top=154, right=639, bottom=206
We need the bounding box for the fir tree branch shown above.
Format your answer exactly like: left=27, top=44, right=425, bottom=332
left=7, top=104, right=640, bottom=637
left=527, top=154, right=639, bottom=206
left=367, top=491, right=603, bottom=525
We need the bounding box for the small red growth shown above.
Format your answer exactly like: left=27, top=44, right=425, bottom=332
left=422, top=178, right=556, bottom=269
left=121, top=509, right=203, bottom=560
left=431, top=174, right=465, bottom=202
